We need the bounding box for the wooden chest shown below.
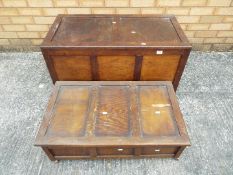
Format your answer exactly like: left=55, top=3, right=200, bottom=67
left=35, top=81, right=190, bottom=161
left=41, top=15, right=191, bottom=91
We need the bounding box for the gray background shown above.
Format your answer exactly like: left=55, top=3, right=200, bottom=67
left=0, top=51, right=232, bottom=175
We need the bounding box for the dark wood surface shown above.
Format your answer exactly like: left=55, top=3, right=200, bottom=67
left=41, top=14, right=191, bottom=90
left=35, top=81, right=190, bottom=160
left=42, top=14, right=190, bottom=48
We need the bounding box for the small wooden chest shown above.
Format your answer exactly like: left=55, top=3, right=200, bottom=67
left=41, top=15, right=191, bottom=91
left=35, top=81, right=190, bottom=161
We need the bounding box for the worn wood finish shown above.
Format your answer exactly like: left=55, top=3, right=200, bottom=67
left=52, top=56, right=92, bottom=80
left=35, top=81, right=190, bottom=160
left=46, top=86, right=90, bottom=137
left=95, top=85, right=130, bottom=136
left=141, top=146, right=178, bottom=155
left=139, top=86, right=179, bottom=136
left=90, top=55, right=99, bottom=81
left=97, top=56, right=135, bottom=80
left=140, top=55, right=180, bottom=81
left=174, top=146, right=187, bottom=159
left=41, top=15, right=192, bottom=90
left=134, top=55, right=143, bottom=81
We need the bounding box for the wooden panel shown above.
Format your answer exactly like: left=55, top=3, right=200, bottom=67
left=97, top=147, right=134, bottom=155
left=42, top=15, right=191, bottom=47
left=134, top=55, right=143, bottom=80
left=52, top=56, right=92, bottom=80
left=35, top=81, right=191, bottom=160
left=141, top=146, right=178, bottom=155
left=41, top=15, right=191, bottom=88
left=46, top=49, right=183, bottom=56
left=140, top=55, right=180, bottom=81
left=95, top=85, right=130, bottom=137
left=118, top=17, right=180, bottom=43
left=52, top=16, right=114, bottom=45
left=138, top=85, right=179, bottom=136
left=50, top=147, right=90, bottom=156
left=97, top=56, right=135, bottom=80
left=46, top=86, right=90, bottom=137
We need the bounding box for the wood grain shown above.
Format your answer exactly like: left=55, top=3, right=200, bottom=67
left=41, top=14, right=191, bottom=47
left=50, top=147, right=90, bottom=156
left=35, top=81, right=190, bottom=160
left=41, top=15, right=191, bottom=90
left=138, top=86, right=179, bottom=136
left=140, top=55, right=180, bottom=81
left=97, top=56, right=135, bottom=80
left=141, top=146, right=178, bottom=155
left=95, top=86, right=130, bottom=136
left=46, top=86, right=90, bottom=137
left=52, top=56, right=92, bottom=80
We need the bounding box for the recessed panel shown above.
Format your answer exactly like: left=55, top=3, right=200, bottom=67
left=97, top=56, right=135, bottom=80
left=95, top=86, right=130, bottom=136
left=46, top=86, right=90, bottom=137
left=141, top=146, right=178, bottom=155
left=45, top=15, right=188, bottom=47
left=140, top=55, right=180, bottom=81
left=50, top=147, right=89, bottom=156
left=97, top=147, right=133, bottom=155
left=52, top=56, right=92, bottom=80
left=118, top=17, right=181, bottom=43
left=53, top=17, right=114, bottom=44
left=138, top=85, right=179, bottom=136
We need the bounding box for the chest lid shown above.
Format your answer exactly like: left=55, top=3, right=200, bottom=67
left=41, top=15, right=191, bottom=48
left=35, top=81, right=190, bottom=146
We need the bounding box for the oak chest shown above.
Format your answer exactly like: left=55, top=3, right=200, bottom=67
left=35, top=81, right=190, bottom=160
left=41, top=15, right=191, bottom=91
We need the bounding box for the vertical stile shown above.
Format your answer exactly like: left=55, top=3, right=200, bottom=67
left=134, top=55, right=143, bottom=80
left=90, top=56, right=99, bottom=80
left=129, top=82, right=142, bottom=156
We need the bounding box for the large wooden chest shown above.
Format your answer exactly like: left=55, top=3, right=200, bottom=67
left=41, top=15, right=191, bottom=91
left=35, top=81, right=190, bottom=161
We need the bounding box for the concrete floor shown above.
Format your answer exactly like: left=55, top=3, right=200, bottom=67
left=0, top=51, right=232, bottom=175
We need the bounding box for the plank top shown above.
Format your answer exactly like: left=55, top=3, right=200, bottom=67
left=41, top=15, right=191, bottom=48
left=35, top=81, right=190, bottom=146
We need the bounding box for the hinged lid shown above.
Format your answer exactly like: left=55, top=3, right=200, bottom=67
left=41, top=15, right=191, bottom=48
left=35, top=81, right=190, bottom=146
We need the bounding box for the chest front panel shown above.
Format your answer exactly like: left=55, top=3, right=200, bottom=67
left=47, top=52, right=186, bottom=91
